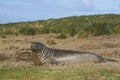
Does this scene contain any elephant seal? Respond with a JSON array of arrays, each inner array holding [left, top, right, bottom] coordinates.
[[31, 42, 117, 65]]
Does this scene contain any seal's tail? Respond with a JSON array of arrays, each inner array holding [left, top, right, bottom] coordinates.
[[104, 58, 118, 62]]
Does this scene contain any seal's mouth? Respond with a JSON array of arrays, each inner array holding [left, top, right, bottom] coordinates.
[[31, 46, 40, 51], [31, 45, 44, 51], [31, 48, 36, 51]]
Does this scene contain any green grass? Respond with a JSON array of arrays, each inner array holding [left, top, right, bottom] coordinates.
[[0, 65, 120, 80]]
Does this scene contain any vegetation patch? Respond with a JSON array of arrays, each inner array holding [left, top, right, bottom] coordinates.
[[58, 33, 68, 39], [0, 14, 120, 38], [47, 40, 56, 45], [0, 65, 120, 80], [19, 27, 36, 35], [0, 55, 9, 61]]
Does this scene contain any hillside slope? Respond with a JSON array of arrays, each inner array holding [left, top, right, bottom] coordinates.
[[0, 14, 120, 38]]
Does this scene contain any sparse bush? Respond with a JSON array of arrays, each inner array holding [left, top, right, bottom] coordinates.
[[84, 22, 115, 36], [19, 27, 36, 35], [64, 26, 77, 37], [47, 40, 56, 45], [37, 27, 50, 34], [77, 31, 89, 39], [5, 29, 13, 35], [52, 27, 62, 33], [0, 55, 8, 61], [114, 24, 120, 33], [92, 23, 114, 36], [14, 32, 19, 36], [0, 30, 5, 35], [1, 35, 6, 38], [59, 33, 68, 39]]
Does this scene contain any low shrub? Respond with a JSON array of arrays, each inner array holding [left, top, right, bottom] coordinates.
[[47, 40, 56, 45], [59, 33, 68, 39], [76, 31, 89, 39], [19, 27, 36, 35]]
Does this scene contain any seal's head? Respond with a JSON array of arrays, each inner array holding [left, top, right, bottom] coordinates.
[[31, 42, 45, 51]]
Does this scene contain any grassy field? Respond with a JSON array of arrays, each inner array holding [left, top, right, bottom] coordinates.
[[0, 34, 120, 80], [0, 63, 120, 80]]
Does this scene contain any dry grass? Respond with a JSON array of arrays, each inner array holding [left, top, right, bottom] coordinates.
[[0, 34, 120, 80]]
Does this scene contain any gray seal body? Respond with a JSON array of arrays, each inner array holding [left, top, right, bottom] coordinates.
[[31, 42, 117, 65]]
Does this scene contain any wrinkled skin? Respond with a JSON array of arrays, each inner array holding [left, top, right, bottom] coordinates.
[[31, 42, 117, 65]]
